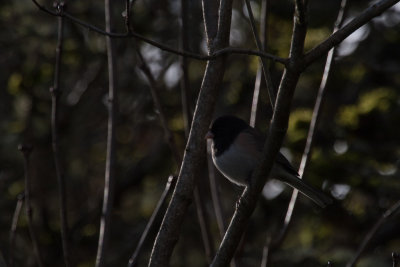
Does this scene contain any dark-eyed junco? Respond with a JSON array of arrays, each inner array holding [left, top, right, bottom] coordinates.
[[206, 115, 332, 208]]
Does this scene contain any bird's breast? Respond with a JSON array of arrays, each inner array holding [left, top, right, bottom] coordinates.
[[212, 141, 259, 186]]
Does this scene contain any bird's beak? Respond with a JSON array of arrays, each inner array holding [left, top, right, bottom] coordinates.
[[205, 131, 214, 140]]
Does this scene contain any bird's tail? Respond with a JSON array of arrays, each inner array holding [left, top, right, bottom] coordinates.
[[280, 173, 332, 208]]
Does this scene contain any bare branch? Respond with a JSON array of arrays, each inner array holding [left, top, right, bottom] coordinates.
[[393, 252, 400, 267], [267, 0, 348, 256], [289, 0, 308, 60], [148, 0, 234, 265], [9, 193, 24, 267], [202, 0, 219, 51], [346, 200, 400, 267], [128, 175, 177, 267], [304, 0, 400, 67], [50, 2, 70, 266], [136, 51, 182, 164], [30, 0, 286, 64], [194, 187, 215, 264], [207, 141, 226, 238], [180, 0, 193, 136], [95, 0, 117, 266], [136, 47, 215, 262], [211, 0, 310, 265], [250, 0, 270, 127], [18, 144, 44, 267], [244, 0, 275, 107]]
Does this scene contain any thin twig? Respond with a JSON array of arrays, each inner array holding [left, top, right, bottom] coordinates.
[[180, 0, 192, 136], [50, 2, 70, 266], [206, 141, 226, 238], [393, 252, 399, 267], [9, 193, 24, 267], [304, 0, 400, 67], [30, 0, 287, 64], [244, 0, 275, 107], [346, 200, 400, 267], [95, 0, 117, 266], [135, 51, 182, 164], [250, 0, 270, 127], [268, 0, 348, 255], [18, 144, 44, 267], [194, 187, 215, 264], [127, 175, 177, 267], [124, 0, 131, 33]]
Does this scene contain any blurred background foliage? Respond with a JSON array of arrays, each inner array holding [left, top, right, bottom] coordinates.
[[1, 0, 400, 266]]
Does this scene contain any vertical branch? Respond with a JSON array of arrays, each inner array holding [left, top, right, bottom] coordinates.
[[127, 175, 177, 267], [135, 51, 182, 164], [50, 2, 70, 266], [95, 0, 117, 266], [9, 193, 24, 267], [244, 0, 275, 110], [393, 252, 399, 267], [181, 0, 215, 263], [202, 0, 219, 51], [207, 141, 226, 238], [180, 0, 192, 136], [18, 144, 44, 267], [346, 200, 400, 267], [268, 0, 347, 254], [193, 187, 215, 263], [211, 1, 309, 266], [148, 0, 233, 265], [137, 48, 215, 263], [250, 0, 270, 127]]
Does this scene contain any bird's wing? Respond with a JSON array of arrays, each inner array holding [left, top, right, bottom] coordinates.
[[275, 152, 299, 177], [235, 128, 264, 160]]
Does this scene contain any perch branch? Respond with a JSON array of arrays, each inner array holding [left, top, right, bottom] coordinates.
[[95, 0, 117, 265], [267, 0, 347, 257], [346, 200, 400, 267], [9, 193, 24, 267], [50, 2, 70, 266], [19, 144, 44, 267], [148, 0, 234, 265], [211, 1, 309, 265]]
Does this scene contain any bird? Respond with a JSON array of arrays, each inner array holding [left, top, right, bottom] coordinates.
[[205, 115, 332, 208]]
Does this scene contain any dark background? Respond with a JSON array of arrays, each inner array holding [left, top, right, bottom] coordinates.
[[1, 0, 400, 266]]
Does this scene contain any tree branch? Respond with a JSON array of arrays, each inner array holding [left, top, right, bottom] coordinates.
[[128, 175, 177, 267], [393, 252, 400, 267], [346, 200, 400, 267], [250, 0, 270, 127], [136, 47, 215, 264], [267, 0, 348, 257], [30, 0, 286, 64], [9, 193, 24, 267], [18, 144, 44, 267], [244, 0, 275, 107], [95, 0, 117, 266], [304, 0, 400, 67], [211, 1, 309, 265], [50, 2, 70, 266], [147, 0, 234, 265], [180, 0, 193, 137]]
